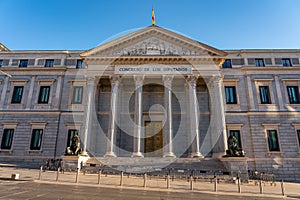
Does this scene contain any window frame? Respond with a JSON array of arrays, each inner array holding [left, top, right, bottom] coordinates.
[[262, 124, 282, 155], [255, 58, 265, 67], [19, 59, 28, 68], [222, 59, 232, 68], [34, 79, 55, 107], [224, 86, 237, 104], [0, 60, 3, 67], [72, 86, 83, 104], [254, 79, 275, 107], [282, 58, 292, 67], [0, 123, 18, 152], [76, 60, 84, 69], [8, 80, 28, 107], [44, 59, 54, 67], [1, 129, 14, 150], [65, 124, 82, 150], [226, 124, 244, 150], [68, 79, 86, 108], [287, 86, 300, 104], [28, 122, 46, 152], [259, 86, 271, 104], [291, 124, 300, 153], [38, 86, 51, 104], [66, 129, 79, 148], [11, 86, 24, 104], [30, 129, 43, 150]]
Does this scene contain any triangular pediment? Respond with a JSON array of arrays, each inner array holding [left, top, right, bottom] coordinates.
[[81, 26, 227, 58], [0, 43, 9, 51]]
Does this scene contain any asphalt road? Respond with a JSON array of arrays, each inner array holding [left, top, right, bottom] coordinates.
[[0, 180, 289, 200]]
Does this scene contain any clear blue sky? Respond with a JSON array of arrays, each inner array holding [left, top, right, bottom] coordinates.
[[1, 0, 300, 50]]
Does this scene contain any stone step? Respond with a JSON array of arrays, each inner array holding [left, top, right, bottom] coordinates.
[[86, 157, 227, 173]]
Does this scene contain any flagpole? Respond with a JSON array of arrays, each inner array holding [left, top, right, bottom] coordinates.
[[152, 7, 156, 26]]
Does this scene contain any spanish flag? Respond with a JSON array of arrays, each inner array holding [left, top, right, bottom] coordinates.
[[152, 7, 156, 25]]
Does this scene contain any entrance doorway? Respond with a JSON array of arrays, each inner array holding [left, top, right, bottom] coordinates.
[[144, 121, 163, 157]]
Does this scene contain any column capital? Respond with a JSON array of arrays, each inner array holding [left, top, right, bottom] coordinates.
[[86, 76, 97, 86], [134, 75, 144, 87], [211, 74, 223, 83], [187, 75, 199, 88], [162, 75, 173, 88], [110, 75, 120, 85]]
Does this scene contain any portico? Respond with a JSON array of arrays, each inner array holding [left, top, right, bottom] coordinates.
[[79, 25, 228, 158]]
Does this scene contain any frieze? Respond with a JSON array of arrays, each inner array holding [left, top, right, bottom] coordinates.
[[109, 37, 204, 56]]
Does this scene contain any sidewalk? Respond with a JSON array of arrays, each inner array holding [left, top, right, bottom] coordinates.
[[0, 166, 299, 199]]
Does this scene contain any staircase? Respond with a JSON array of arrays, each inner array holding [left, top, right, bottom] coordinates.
[[86, 157, 227, 173]]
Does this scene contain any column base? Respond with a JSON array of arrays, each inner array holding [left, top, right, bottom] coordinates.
[[163, 152, 176, 158], [80, 151, 89, 156], [190, 152, 204, 158], [131, 152, 144, 157], [104, 151, 117, 157]]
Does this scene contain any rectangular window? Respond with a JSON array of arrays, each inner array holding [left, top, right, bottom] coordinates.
[[30, 129, 43, 150], [287, 86, 300, 104], [297, 130, 300, 147], [225, 86, 237, 104], [222, 59, 232, 68], [1, 129, 14, 149], [67, 129, 79, 147], [255, 59, 265, 67], [76, 60, 84, 69], [44, 59, 54, 67], [229, 130, 242, 148], [267, 130, 280, 151], [0, 60, 3, 67], [259, 86, 271, 104], [19, 60, 28, 68], [72, 86, 83, 104], [11, 86, 24, 104], [38, 86, 50, 104], [282, 58, 292, 67]]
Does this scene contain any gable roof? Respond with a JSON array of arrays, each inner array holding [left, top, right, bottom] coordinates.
[[80, 25, 227, 58]]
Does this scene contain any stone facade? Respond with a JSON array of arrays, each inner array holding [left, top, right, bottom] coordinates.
[[0, 26, 300, 181]]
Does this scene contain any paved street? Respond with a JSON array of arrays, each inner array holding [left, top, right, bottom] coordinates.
[[0, 180, 292, 200]]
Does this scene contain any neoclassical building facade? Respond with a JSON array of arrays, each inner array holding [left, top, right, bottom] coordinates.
[[1, 26, 300, 181]]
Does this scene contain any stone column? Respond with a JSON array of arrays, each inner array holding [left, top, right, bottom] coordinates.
[[81, 77, 96, 156], [209, 75, 227, 158], [187, 75, 203, 158], [246, 75, 255, 111], [132, 75, 144, 157], [0, 76, 9, 108], [274, 75, 284, 110], [163, 75, 176, 157], [54, 76, 62, 109], [26, 76, 35, 109], [104, 76, 120, 157]]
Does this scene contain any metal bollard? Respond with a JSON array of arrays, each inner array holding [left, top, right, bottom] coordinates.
[[214, 176, 218, 192], [56, 167, 60, 182], [143, 173, 147, 188], [120, 171, 124, 186], [167, 174, 170, 189], [237, 177, 241, 193], [98, 170, 102, 184], [190, 175, 194, 190], [39, 165, 43, 180], [259, 179, 263, 194], [281, 179, 285, 196], [75, 168, 79, 183]]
